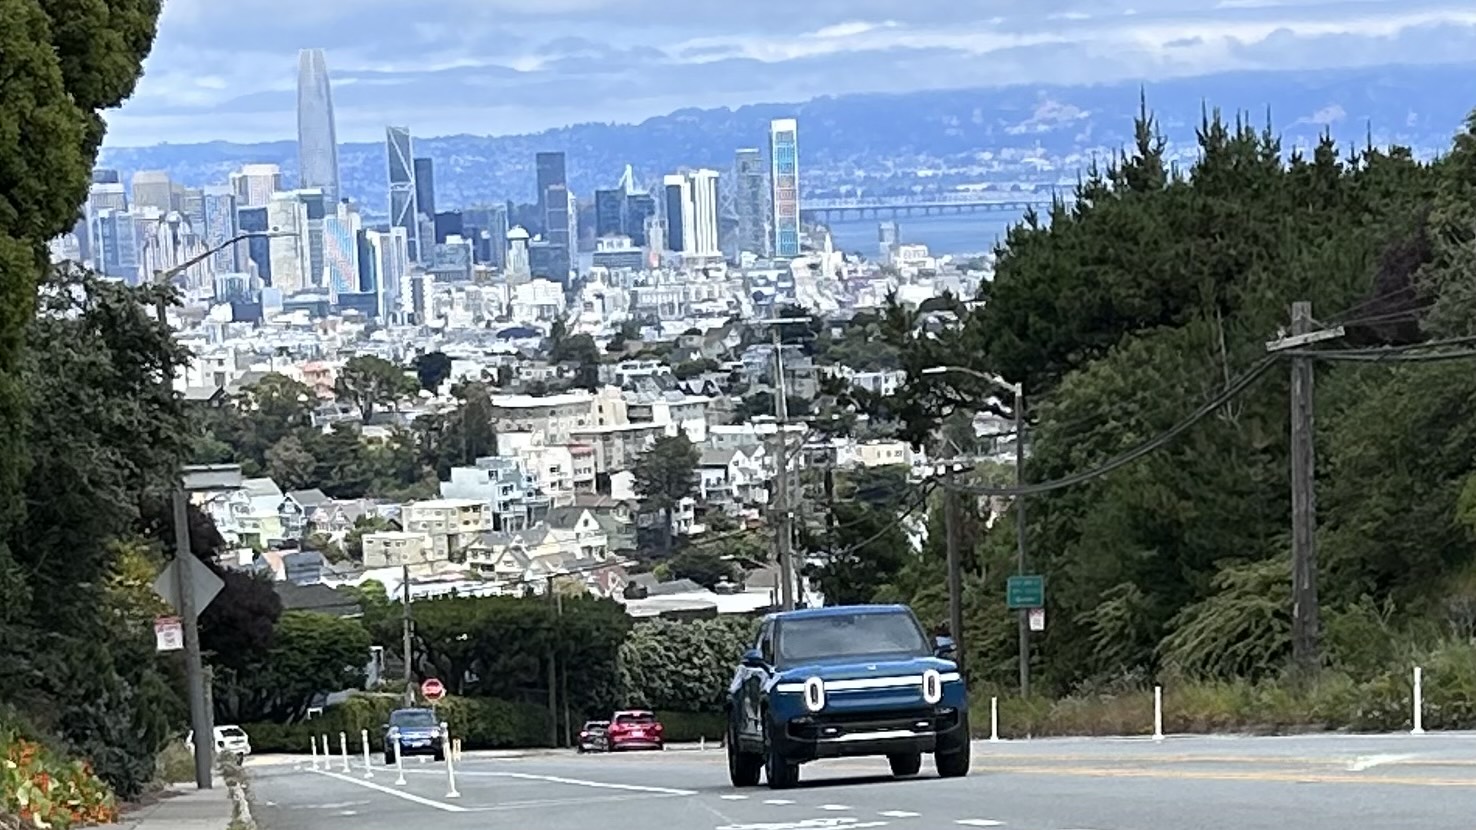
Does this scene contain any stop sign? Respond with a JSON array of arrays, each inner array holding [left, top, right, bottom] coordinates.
[[421, 678, 445, 701]]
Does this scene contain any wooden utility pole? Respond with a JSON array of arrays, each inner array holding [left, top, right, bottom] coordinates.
[[401, 563, 415, 706], [772, 327, 795, 611], [1013, 382, 1030, 698], [546, 576, 560, 747], [1266, 302, 1343, 672], [944, 484, 966, 679]]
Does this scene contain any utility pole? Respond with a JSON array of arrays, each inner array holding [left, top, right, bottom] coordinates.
[[944, 482, 966, 680], [546, 576, 560, 748], [1266, 302, 1343, 673], [401, 563, 414, 706], [1013, 382, 1030, 698], [771, 326, 795, 611]]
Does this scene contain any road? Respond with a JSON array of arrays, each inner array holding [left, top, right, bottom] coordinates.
[[248, 732, 1476, 830]]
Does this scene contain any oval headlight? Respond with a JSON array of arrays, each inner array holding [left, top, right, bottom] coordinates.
[[921, 669, 943, 704], [803, 676, 826, 712]]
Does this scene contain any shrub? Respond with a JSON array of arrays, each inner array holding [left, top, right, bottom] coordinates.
[[0, 729, 118, 829], [653, 711, 726, 743], [241, 693, 549, 753]]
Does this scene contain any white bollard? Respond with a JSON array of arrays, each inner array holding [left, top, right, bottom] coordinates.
[[442, 721, 460, 798], [1412, 667, 1426, 735], [990, 697, 1000, 742], [391, 728, 406, 786], [321, 734, 331, 761], [699, 736, 705, 752], [361, 729, 373, 778], [1153, 686, 1165, 742], [340, 732, 350, 773], [310, 736, 319, 770]]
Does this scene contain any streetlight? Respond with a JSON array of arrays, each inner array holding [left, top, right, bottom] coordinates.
[[921, 364, 1032, 697], [152, 230, 294, 324], [173, 464, 244, 789], [752, 316, 813, 611]]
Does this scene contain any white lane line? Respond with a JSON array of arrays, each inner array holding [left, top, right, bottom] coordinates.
[[763, 799, 796, 805], [306, 769, 469, 812], [955, 821, 1005, 827], [818, 804, 851, 810], [880, 810, 921, 817], [484, 770, 697, 796], [1348, 754, 1416, 772], [721, 794, 749, 800]]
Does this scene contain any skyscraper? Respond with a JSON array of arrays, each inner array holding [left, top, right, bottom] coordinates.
[[386, 126, 421, 262], [735, 148, 769, 257], [201, 187, 239, 274], [624, 192, 656, 247], [414, 157, 436, 219], [594, 189, 626, 238], [770, 118, 800, 257], [663, 175, 691, 254], [231, 164, 282, 207], [267, 192, 311, 293], [543, 183, 573, 283], [296, 49, 342, 204], [323, 200, 363, 295], [535, 152, 566, 233], [131, 171, 175, 213], [663, 170, 719, 257]]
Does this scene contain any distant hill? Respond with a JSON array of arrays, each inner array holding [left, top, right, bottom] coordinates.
[[97, 63, 1476, 218]]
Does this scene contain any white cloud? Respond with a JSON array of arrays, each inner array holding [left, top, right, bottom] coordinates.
[[102, 0, 1476, 146]]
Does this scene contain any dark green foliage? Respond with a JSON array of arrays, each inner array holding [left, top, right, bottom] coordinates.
[[618, 617, 758, 713], [336, 354, 417, 422], [241, 693, 549, 753], [667, 547, 738, 589], [632, 434, 699, 553], [412, 350, 453, 391]]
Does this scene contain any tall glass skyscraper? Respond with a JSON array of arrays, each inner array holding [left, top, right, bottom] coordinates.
[[770, 118, 800, 257], [386, 126, 420, 262], [296, 49, 341, 205], [735, 148, 769, 257]]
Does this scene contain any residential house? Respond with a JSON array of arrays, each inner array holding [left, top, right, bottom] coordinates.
[[567, 422, 666, 475], [277, 488, 330, 540], [440, 457, 549, 531], [625, 390, 712, 443], [698, 446, 770, 513], [488, 386, 628, 444], [209, 477, 287, 549], [361, 531, 437, 571], [399, 499, 493, 562]]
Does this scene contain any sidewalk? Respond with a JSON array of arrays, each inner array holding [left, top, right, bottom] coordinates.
[[95, 776, 236, 830]]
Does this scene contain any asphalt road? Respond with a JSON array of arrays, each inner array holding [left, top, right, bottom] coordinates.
[[248, 731, 1476, 830]]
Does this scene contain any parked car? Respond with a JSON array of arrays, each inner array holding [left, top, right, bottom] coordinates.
[[186, 725, 252, 760], [606, 710, 665, 751], [725, 604, 970, 790], [577, 720, 611, 753], [383, 708, 444, 765]]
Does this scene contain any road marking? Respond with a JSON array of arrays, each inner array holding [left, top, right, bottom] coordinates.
[[879, 810, 920, 817], [955, 822, 1004, 827], [818, 804, 851, 810], [717, 821, 890, 829], [485, 770, 697, 796], [306, 769, 469, 812], [765, 799, 797, 805], [722, 794, 750, 800], [1348, 754, 1417, 771], [984, 763, 1476, 788]]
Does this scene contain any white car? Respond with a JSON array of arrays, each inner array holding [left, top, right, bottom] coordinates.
[[186, 725, 252, 759]]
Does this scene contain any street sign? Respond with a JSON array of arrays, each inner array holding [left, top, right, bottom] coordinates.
[[155, 616, 184, 652], [1028, 607, 1046, 632], [421, 678, 446, 701], [1006, 575, 1045, 609], [152, 555, 225, 617]]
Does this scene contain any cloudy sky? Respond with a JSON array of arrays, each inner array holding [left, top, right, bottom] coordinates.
[[102, 0, 1476, 147]]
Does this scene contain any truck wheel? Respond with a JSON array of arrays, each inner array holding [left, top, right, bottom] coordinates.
[[935, 744, 971, 778], [763, 722, 798, 790], [727, 722, 762, 787], [888, 753, 922, 777]]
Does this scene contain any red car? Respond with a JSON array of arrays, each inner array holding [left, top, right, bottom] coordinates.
[[606, 710, 664, 751]]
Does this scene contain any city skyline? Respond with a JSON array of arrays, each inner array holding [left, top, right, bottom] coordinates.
[[102, 0, 1476, 146]]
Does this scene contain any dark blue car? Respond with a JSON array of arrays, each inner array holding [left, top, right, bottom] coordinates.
[[725, 604, 970, 789], [383, 707, 444, 765]]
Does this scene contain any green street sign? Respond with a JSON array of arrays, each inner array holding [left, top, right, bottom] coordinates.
[[1007, 575, 1045, 609]]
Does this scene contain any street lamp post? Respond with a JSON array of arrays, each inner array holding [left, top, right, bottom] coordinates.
[[151, 230, 293, 326], [921, 365, 1031, 696]]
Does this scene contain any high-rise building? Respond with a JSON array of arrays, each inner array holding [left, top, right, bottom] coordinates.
[[93, 208, 140, 283], [323, 200, 363, 295], [663, 170, 720, 257], [295, 188, 328, 288], [594, 189, 626, 238], [131, 171, 175, 213], [296, 48, 341, 205], [414, 157, 436, 220], [543, 183, 573, 284], [201, 187, 239, 274], [91, 169, 121, 185], [386, 126, 421, 262], [506, 226, 531, 280], [770, 118, 800, 257], [266, 191, 311, 293], [735, 148, 769, 257], [231, 164, 282, 207], [236, 205, 271, 284], [663, 175, 691, 254], [535, 152, 566, 233]]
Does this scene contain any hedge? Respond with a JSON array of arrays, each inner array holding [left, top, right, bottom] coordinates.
[[242, 693, 548, 754], [652, 710, 726, 743]]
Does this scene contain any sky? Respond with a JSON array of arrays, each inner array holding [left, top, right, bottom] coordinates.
[[102, 0, 1476, 147]]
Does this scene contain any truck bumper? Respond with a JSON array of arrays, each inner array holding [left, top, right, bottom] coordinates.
[[773, 706, 968, 762]]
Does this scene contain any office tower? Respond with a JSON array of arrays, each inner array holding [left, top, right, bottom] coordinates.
[[93, 209, 140, 283], [735, 148, 769, 257], [323, 200, 362, 294], [356, 229, 376, 293], [594, 189, 626, 238], [624, 192, 656, 247], [506, 226, 531, 279], [201, 187, 239, 274], [91, 169, 121, 185], [131, 171, 174, 213], [231, 164, 282, 207], [296, 48, 341, 204], [434, 211, 463, 245], [236, 205, 271, 283], [386, 126, 421, 262], [414, 158, 436, 219], [380, 226, 411, 319], [88, 182, 128, 214], [663, 175, 691, 254], [543, 183, 573, 282], [688, 169, 720, 257], [535, 152, 566, 233], [294, 188, 328, 288], [180, 188, 207, 237], [266, 192, 311, 293], [770, 118, 800, 257]]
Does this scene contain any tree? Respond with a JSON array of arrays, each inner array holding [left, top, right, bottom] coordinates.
[[667, 547, 737, 589], [344, 514, 394, 562], [259, 612, 371, 722], [266, 434, 318, 491], [632, 434, 699, 554], [336, 355, 415, 422], [412, 350, 453, 392], [618, 618, 757, 713]]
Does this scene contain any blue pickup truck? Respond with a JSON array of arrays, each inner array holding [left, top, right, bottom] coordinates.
[[725, 604, 970, 789]]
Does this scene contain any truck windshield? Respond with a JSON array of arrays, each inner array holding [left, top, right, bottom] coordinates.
[[777, 611, 930, 665]]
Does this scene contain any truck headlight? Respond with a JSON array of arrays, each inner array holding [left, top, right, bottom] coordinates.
[[803, 676, 826, 712], [921, 669, 943, 705]]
